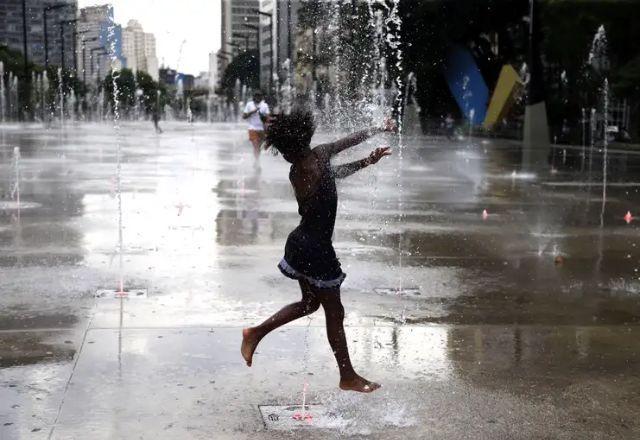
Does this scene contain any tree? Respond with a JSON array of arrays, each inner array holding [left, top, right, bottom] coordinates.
[[615, 54, 640, 139], [221, 50, 259, 99], [540, 0, 640, 140], [103, 69, 166, 117], [103, 68, 136, 115], [136, 70, 166, 114]]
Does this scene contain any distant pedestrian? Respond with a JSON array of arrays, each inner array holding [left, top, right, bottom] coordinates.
[[152, 106, 163, 134], [445, 113, 455, 140], [241, 110, 396, 393], [242, 91, 270, 169]]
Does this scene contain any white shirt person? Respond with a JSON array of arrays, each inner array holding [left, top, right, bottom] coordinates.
[[242, 92, 270, 168]]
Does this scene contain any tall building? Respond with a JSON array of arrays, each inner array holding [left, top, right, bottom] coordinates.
[[0, 0, 77, 69], [216, 49, 228, 87], [122, 20, 159, 81], [220, 0, 260, 83], [77, 5, 124, 82], [159, 67, 177, 87], [259, 0, 276, 89], [177, 73, 195, 91], [209, 52, 218, 90], [194, 71, 210, 90], [218, 1, 303, 91], [276, 0, 301, 78]]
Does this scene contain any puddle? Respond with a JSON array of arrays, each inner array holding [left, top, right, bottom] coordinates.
[[0, 201, 42, 210]]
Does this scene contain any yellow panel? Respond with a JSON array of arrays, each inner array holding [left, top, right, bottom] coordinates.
[[483, 65, 523, 129]]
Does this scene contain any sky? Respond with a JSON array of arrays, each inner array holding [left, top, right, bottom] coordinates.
[[78, 0, 221, 75]]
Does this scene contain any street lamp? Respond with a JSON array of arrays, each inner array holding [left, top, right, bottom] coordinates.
[[81, 36, 99, 84], [90, 47, 106, 78], [71, 24, 86, 76], [94, 51, 109, 87], [43, 2, 73, 70], [59, 18, 77, 72]]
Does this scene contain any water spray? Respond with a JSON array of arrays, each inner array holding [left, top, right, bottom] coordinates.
[[293, 316, 314, 424], [107, 22, 126, 296], [600, 78, 608, 228], [11, 147, 20, 215]]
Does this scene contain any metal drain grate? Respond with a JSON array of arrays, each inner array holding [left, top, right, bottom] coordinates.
[[259, 405, 344, 431], [95, 288, 148, 299], [374, 287, 421, 296]]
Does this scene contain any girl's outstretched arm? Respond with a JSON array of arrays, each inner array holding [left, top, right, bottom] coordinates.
[[314, 119, 396, 159], [332, 147, 392, 179]]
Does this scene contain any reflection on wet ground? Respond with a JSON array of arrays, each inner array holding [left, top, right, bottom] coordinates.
[[1, 122, 639, 438]]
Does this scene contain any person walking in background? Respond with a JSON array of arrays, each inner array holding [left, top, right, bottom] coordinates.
[[152, 105, 163, 134], [242, 91, 270, 170], [445, 113, 455, 140]]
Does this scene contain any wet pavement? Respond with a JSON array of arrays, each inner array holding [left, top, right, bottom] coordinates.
[[1, 122, 639, 438]]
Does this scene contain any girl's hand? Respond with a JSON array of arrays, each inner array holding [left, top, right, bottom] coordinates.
[[382, 118, 397, 133], [367, 146, 392, 165]]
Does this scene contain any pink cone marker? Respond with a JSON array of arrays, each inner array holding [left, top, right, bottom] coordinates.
[[624, 211, 633, 224], [482, 209, 489, 220]]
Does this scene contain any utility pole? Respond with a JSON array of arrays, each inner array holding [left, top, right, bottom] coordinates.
[[72, 27, 86, 77], [60, 19, 78, 72], [44, 3, 73, 71], [90, 47, 107, 78], [287, 0, 292, 62], [94, 51, 108, 88], [82, 37, 100, 84], [21, 0, 30, 119]]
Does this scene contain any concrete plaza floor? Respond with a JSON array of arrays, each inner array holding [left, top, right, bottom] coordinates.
[[1, 121, 639, 439]]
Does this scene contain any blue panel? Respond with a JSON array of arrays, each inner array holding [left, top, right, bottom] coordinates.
[[443, 44, 489, 125], [99, 23, 125, 67]]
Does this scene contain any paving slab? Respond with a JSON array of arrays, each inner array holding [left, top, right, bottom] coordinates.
[[1, 326, 635, 439], [2, 123, 640, 438]]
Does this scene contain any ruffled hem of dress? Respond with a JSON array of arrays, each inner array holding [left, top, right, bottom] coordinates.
[[278, 258, 345, 289]]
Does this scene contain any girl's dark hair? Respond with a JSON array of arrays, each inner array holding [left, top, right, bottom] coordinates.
[[266, 110, 315, 158]]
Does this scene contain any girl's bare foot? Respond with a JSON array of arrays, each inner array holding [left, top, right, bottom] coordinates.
[[241, 328, 260, 366], [339, 375, 381, 393]]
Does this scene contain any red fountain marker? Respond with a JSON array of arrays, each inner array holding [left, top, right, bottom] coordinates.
[[115, 278, 128, 298], [624, 211, 634, 224], [482, 209, 489, 220], [292, 382, 313, 423], [175, 202, 190, 216]]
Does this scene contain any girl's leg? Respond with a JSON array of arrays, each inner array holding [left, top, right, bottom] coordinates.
[[241, 280, 320, 366], [314, 287, 381, 393], [251, 138, 261, 161]]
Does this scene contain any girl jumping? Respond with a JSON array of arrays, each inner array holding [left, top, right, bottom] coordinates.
[[241, 111, 395, 393]]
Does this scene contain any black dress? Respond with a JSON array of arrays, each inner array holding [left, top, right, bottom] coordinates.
[[278, 154, 346, 289]]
